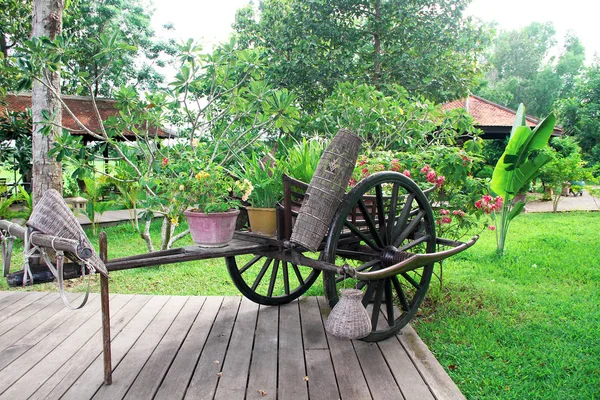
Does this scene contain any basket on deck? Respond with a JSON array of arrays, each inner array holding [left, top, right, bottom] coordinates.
[[325, 289, 372, 339], [290, 128, 362, 251], [26, 189, 108, 277]]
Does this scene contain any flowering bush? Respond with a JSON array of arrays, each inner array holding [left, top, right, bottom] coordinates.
[[350, 148, 489, 241]]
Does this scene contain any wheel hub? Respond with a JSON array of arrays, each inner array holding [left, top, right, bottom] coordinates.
[[380, 246, 411, 268]]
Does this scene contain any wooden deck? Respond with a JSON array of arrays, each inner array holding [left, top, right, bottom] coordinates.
[[0, 291, 464, 400]]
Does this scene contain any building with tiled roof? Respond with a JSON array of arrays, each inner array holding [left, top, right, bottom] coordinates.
[[1, 93, 175, 141], [442, 94, 562, 139]]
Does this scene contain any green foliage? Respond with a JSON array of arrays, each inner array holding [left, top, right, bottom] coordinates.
[[489, 104, 555, 254], [352, 145, 488, 241], [308, 82, 480, 152], [1, 0, 175, 95], [476, 23, 586, 117], [280, 137, 325, 183], [539, 137, 588, 212], [231, 152, 283, 209], [82, 176, 113, 235], [234, 0, 490, 109], [0, 109, 32, 184], [558, 62, 600, 166]]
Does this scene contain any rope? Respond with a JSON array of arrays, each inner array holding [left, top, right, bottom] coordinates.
[[22, 228, 37, 286], [39, 249, 92, 310], [1, 229, 15, 277]]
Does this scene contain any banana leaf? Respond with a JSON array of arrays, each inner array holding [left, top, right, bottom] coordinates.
[[490, 104, 556, 199]]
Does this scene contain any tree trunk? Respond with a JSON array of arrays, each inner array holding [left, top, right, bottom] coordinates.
[[31, 0, 64, 206]]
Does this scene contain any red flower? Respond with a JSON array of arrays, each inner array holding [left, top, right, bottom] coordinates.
[[442, 216, 452, 224], [426, 170, 437, 183], [162, 157, 168, 167], [440, 209, 450, 215], [403, 169, 411, 178], [475, 200, 482, 209], [358, 155, 367, 166], [349, 178, 357, 187], [436, 175, 445, 187], [421, 165, 430, 174], [453, 209, 466, 217], [488, 225, 496, 231], [391, 159, 401, 172]]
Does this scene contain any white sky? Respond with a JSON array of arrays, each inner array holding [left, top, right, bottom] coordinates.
[[151, 0, 600, 61]]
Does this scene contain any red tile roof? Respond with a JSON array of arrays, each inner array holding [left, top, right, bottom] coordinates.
[[1, 93, 175, 139], [442, 94, 562, 134]]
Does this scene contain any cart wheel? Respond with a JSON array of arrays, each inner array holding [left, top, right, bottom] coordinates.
[[226, 254, 320, 306], [323, 172, 435, 341]]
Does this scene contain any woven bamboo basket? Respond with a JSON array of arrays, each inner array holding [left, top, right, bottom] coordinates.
[[325, 289, 372, 339], [290, 128, 362, 251], [27, 189, 108, 277]]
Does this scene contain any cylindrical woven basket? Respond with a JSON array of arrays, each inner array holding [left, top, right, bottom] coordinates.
[[27, 189, 108, 277], [325, 289, 372, 339], [290, 128, 362, 251]]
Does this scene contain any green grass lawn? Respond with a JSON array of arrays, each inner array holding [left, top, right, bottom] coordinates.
[[415, 211, 600, 399], [1, 211, 599, 398]]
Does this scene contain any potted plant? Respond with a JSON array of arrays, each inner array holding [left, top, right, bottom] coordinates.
[[170, 164, 252, 247], [233, 152, 283, 236]]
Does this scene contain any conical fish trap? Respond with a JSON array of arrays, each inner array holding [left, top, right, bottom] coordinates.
[[325, 289, 372, 339], [27, 189, 108, 277], [290, 129, 362, 251]]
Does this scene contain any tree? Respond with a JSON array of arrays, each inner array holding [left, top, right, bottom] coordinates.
[[31, 0, 64, 204], [558, 61, 600, 165], [476, 23, 586, 118], [234, 0, 490, 110], [1, 0, 175, 95], [539, 137, 587, 212]]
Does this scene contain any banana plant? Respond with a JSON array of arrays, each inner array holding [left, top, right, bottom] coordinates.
[[490, 104, 556, 254]]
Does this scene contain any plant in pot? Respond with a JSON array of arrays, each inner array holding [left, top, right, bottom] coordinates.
[[169, 164, 253, 247], [233, 152, 283, 237]]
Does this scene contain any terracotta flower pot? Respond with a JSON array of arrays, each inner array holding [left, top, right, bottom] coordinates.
[[184, 209, 240, 247], [246, 207, 277, 236]]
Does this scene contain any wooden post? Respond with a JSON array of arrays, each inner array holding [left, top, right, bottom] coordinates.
[[99, 232, 112, 385]]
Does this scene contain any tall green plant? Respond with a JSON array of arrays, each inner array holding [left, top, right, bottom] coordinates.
[[282, 138, 325, 183], [489, 104, 555, 254], [82, 176, 113, 235]]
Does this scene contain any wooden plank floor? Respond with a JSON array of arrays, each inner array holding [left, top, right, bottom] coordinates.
[[0, 292, 465, 400]]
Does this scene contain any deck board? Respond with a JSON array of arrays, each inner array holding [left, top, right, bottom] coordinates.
[[0, 292, 465, 400]]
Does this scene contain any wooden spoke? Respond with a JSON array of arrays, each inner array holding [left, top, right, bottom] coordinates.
[[371, 281, 385, 328], [291, 263, 305, 286], [361, 281, 378, 307], [357, 199, 384, 248], [397, 235, 430, 252], [390, 193, 415, 242], [344, 220, 380, 251], [251, 258, 273, 291], [384, 279, 394, 325], [334, 249, 378, 260], [375, 185, 387, 245], [267, 260, 280, 297], [283, 262, 290, 295], [239, 254, 263, 275], [393, 210, 425, 248], [386, 183, 400, 241], [401, 272, 421, 290], [391, 276, 409, 311]]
